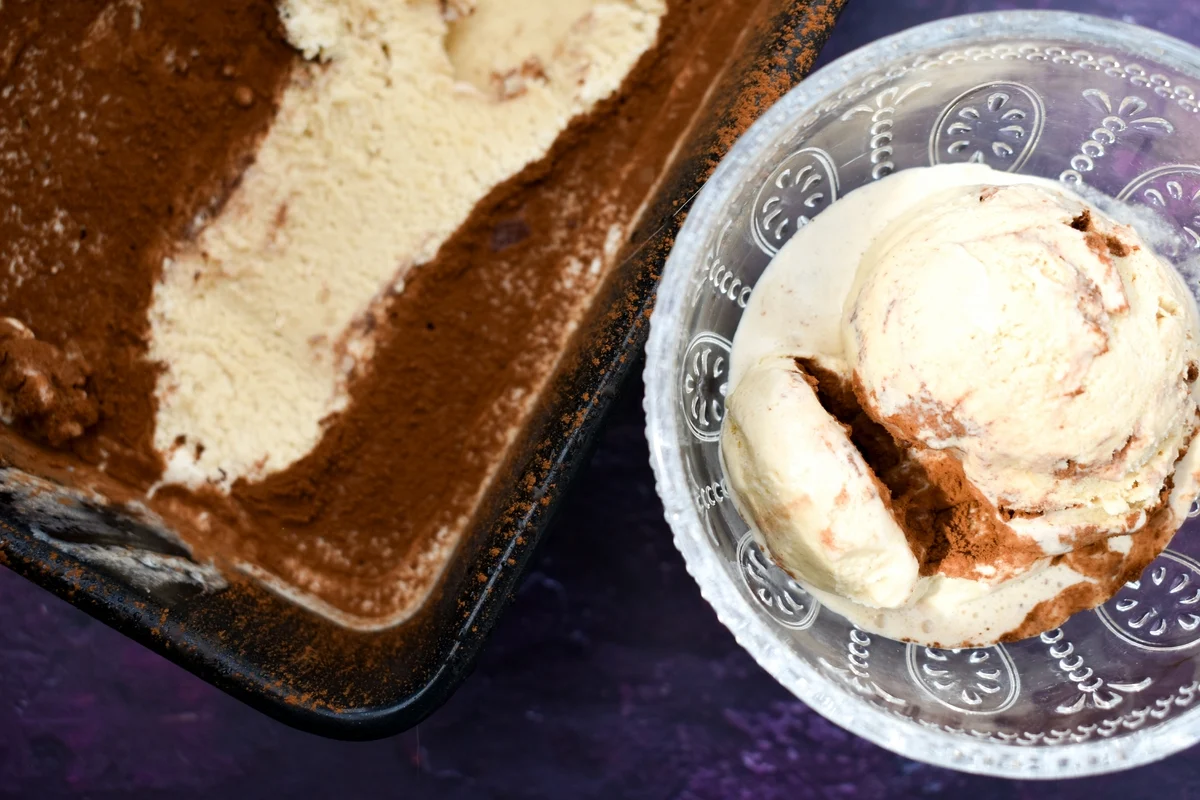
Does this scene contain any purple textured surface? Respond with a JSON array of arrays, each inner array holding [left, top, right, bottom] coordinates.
[[6, 1, 1200, 797]]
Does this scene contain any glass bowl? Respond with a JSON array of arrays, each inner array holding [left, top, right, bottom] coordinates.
[[645, 10, 1200, 778]]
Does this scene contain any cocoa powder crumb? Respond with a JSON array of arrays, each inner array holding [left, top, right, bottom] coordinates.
[[1105, 233, 1132, 257], [1071, 207, 1134, 259], [0, 318, 98, 448]]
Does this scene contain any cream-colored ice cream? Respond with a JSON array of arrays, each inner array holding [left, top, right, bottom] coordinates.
[[848, 182, 1199, 552], [150, 0, 666, 490], [722, 361, 920, 609], [722, 163, 1200, 646]]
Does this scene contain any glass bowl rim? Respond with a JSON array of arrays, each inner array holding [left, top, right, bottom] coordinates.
[[644, 9, 1200, 779]]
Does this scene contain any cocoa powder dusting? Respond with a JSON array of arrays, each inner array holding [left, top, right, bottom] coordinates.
[[797, 358, 1041, 580], [901, 450, 1044, 580], [711, 0, 843, 161], [0, 0, 295, 486]]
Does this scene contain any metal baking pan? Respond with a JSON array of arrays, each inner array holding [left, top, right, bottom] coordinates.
[[0, 0, 844, 739]]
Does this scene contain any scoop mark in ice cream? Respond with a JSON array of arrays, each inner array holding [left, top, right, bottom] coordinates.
[[796, 358, 1041, 583]]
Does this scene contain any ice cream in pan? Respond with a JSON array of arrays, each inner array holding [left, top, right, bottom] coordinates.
[[721, 163, 1200, 647], [0, 0, 742, 628]]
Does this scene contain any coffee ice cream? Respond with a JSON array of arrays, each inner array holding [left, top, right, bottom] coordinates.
[[722, 163, 1200, 647]]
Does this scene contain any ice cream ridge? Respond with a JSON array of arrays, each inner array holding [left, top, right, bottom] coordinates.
[[721, 163, 1200, 647]]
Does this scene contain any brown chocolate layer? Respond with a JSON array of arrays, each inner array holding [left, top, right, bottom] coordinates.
[[1000, 501, 1177, 642], [795, 358, 1043, 582]]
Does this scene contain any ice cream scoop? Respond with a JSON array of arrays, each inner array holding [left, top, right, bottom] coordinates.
[[721, 163, 1200, 646], [847, 182, 1200, 554]]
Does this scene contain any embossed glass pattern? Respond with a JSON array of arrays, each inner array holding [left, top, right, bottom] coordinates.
[[645, 12, 1200, 777]]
